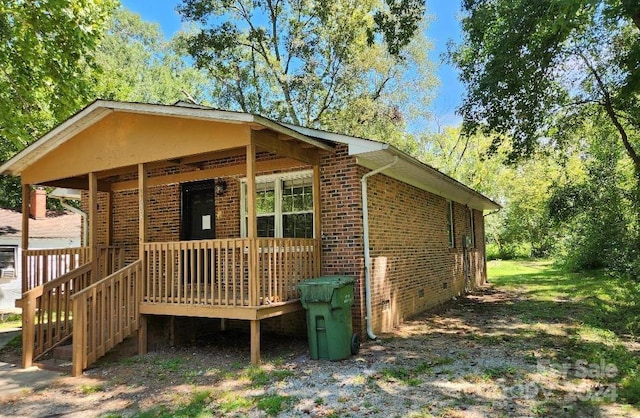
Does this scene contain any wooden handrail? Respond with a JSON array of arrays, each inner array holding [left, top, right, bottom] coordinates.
[[71, 260, 142, 376]]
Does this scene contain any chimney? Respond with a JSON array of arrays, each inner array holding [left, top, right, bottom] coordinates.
[[30, 188, 47, 220]]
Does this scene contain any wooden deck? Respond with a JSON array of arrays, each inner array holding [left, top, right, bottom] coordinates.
[[20, 239, 319, 375]]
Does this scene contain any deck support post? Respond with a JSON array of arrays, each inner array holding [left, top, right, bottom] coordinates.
[[246, 144, 261, 365], [137, 163, 148, 355], [250, 319, 260, 365], [21, 184, 32, 369]]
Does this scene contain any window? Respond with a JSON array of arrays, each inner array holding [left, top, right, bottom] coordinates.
[[447, 201, 455, 248], [468, 208, 476, 248], [242, 171, 314, 238], [0, 247, 17, 280]]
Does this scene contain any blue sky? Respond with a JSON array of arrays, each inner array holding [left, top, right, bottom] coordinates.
[[120, 0, 464, 128]]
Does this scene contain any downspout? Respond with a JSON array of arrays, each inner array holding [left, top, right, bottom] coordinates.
[[361, 155, 398, 340], [58, 199, 88, 247]]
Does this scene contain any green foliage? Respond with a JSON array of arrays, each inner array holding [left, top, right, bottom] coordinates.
[[452, 0, 640, 166], [452, 1, 640, 273], [80, 384, 105, 394], [0, 0, 117, 206], [93, 8, 208, 104], [0, 0, 117, 150], [177, 0, 436, 149], [548, 121, 638, 274]]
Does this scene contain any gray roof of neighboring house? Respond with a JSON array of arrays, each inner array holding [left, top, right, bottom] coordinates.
[[0, 208, 81, 240]]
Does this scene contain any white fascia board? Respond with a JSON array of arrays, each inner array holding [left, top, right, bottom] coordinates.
[[255, 118, 334, 151], [0, 101, 113, 176], [355, 149, 501, 211], [281, 123, 386, 154]]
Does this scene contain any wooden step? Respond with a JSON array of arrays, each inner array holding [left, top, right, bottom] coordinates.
[[52, 344, 72, 361]]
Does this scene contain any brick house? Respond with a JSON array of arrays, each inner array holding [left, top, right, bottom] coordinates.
[[0, 100, 499, 375]]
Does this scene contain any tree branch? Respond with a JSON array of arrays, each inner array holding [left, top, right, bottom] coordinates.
[[579, 51, 640, 172]]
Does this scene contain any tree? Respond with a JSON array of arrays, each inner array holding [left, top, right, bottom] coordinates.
[[93, 8, 209, 104], [177, 0, 436, 149], [452, 0, 640, 192], [0, 0, 117, 209], [422, 127, 582, 258]]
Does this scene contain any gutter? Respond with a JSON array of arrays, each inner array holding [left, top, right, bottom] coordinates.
[[51, 197, 88, 247], [59, 200, 87, 247], [361, 156, 398, 340]]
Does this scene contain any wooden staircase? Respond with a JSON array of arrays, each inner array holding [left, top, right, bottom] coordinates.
[[19, 247, 141, 376]]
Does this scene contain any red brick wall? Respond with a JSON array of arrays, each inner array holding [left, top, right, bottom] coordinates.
[[365, 172, 487, 333], [82, 143, 488, 340], [318, 145, 366, 336]]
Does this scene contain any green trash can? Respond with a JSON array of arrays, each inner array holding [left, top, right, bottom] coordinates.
[[298, 276, 360, 360]]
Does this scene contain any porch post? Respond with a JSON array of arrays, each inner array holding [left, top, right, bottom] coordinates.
[[105, 191, 113, 246], [137, 163, 148, 354], [21, 183, 33, 368], [313, 164, 322, 277], [246, 143, 260, 365], [21, 183, 30, 291], [88, 172, 98, 264]]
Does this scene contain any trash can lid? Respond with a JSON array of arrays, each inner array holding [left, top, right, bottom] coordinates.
[[298, 276, 355, 303]]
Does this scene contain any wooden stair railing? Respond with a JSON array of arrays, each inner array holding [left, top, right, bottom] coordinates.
[[20, 247, 125, 369], [21, 262, 94, 367], [71, 260, 143, 376]]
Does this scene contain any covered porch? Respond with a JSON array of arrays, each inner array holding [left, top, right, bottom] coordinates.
[[9, 101, 332, 375]]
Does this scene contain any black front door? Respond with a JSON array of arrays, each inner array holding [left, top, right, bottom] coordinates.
[[181, 180, 215, 240]]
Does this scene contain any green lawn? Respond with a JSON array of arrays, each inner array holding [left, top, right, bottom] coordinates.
[[488, 259, 640, 405], [0, 313, 21, 330]]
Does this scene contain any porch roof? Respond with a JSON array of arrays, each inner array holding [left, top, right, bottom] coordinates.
[[0, 100, 500, 211], [0, 100, 332, 180]]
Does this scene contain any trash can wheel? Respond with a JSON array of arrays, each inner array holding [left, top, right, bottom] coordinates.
[[351, 333, 360, 355]]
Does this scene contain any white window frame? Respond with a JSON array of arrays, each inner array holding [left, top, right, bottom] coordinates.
[[0, 246, 18, 280], [447, 201, 455, 248], [240, 170, 314, 238]]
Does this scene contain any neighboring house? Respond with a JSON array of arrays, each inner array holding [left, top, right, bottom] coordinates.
[[0, 100, 500, 375], [0, 191, 81, 312]]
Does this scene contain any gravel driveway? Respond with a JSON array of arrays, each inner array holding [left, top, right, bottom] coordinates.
[[0, 283, 637, 417]]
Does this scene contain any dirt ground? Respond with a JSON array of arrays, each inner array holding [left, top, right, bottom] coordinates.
[[1, 283, 638, 417]]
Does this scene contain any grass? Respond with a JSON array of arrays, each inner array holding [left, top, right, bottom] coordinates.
[[488, 259, 640, 405], [0, 313, 21, 330], [379, 357, 454, 386], [255, 394, 296, 416], [79, 384, 104, 394]]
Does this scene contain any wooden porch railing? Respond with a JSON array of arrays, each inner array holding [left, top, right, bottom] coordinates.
[[96, 246, 125, 280], [71, 260, 142, 376], [143, 238, 320, 307], [21, 262, 94, 367], [22, 247, 90, 292], [22, 246, 125, 292]]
